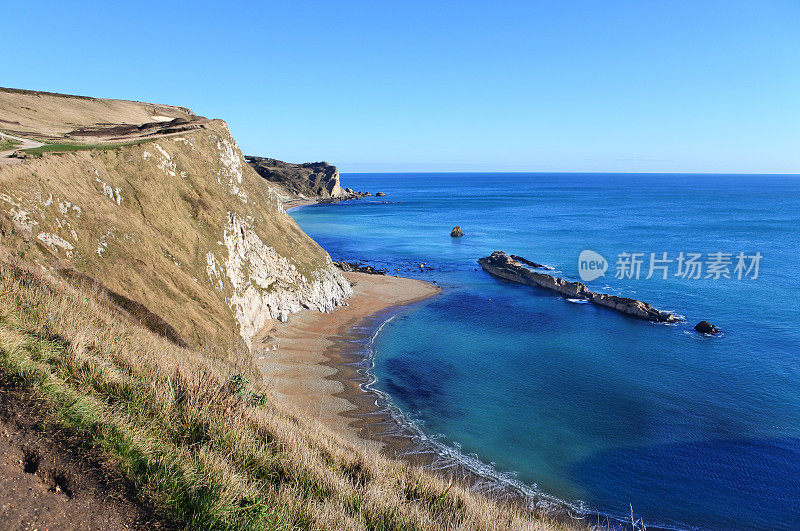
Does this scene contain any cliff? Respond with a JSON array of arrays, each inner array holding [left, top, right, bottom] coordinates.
[[245, 156, 345, 200], [0, 89, 351, 350], [479, 251, 680, 323], [0, 89, 561, 530]]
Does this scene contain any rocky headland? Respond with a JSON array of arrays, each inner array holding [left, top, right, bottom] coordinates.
[[478, 251, 681, 323], [245, 156, 375, 206], [245, 156, 345, 199]]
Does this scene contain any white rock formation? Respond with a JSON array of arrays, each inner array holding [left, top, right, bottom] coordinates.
[[217, 212, 351, 347]]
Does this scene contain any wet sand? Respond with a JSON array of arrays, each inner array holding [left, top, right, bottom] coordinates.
[[253, 271, 441, 448]]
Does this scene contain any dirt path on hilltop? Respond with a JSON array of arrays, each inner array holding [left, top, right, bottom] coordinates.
[[0, 132, 44, 164]]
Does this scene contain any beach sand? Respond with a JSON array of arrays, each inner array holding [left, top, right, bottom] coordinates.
[[253, 271, 440, 448], [281, 198, 317, 211]]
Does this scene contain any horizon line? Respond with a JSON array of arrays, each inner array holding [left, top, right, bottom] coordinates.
[[338, 169, 800, 176]]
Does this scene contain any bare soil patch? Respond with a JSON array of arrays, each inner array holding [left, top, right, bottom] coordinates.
[[0, 379, 172, 530]]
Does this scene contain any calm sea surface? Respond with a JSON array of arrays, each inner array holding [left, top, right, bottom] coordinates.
[[290, 173, 800, 530]]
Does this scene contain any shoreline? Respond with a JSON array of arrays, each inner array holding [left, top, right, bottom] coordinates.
[[281, 198, 318, 211], [253, 271, 441, 448], [318, 296, 673, 531], [253, 268, 595, 527], [282, 195, 371, 212], [321, 304, 596, 524]]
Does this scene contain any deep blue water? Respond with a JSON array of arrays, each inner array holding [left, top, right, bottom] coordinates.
[[290, 173, 800, 530]]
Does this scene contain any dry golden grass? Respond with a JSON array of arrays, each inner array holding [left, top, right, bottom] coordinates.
[[0, 87, 193, 141], [0, 257, 571, 530], [0, 119, 335, 350]]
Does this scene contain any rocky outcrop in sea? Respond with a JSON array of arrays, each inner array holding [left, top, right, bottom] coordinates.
[[333, 260, 387, 275], [509, 254, 552, 270], [478, 251, 680, 323], [694, 321, 720, 334]]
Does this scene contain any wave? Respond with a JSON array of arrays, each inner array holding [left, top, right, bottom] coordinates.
[[566, 298, 590, 304], [354, 308, 701, 530], [355, 310, 591, 520]]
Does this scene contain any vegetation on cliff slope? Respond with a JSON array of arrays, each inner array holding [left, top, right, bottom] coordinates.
[[0, 258, 565, 530], [0, 86, 194, 142], [0, 137, 21, 151], [0, 91, 350, 350]]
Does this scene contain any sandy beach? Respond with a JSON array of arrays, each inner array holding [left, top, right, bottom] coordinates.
[[253, 271, 440, 447], [281, 198, 318, 211]]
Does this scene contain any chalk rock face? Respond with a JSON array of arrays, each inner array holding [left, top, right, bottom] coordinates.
[[246, 156, 345, 199], [694, 321, 720, 335], [450, 226, 463, 237], [221, 213, 352, 348], [478, 251, 680, 323]]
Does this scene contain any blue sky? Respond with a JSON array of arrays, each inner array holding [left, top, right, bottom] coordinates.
[[2, 1, 798, 172]]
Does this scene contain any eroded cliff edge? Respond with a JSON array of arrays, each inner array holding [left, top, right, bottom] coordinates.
[[0, 90, 352, 350]]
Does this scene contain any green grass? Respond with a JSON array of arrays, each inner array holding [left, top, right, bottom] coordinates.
[[23, 140, 148, 156], [0, 138, 21, 151]]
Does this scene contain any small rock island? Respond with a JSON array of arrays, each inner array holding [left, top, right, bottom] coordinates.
[[478, 251, 681, 323], [451, 226, 463, 237], [694, 321, 721, 335]]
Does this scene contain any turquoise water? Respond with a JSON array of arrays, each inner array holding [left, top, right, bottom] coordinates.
[[290, 173, 800, 530]]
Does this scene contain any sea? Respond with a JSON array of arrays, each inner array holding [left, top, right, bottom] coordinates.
[[289, 173, 800, 530]]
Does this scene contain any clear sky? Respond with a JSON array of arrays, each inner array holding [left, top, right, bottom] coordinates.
[[2, 1, 798, 173]]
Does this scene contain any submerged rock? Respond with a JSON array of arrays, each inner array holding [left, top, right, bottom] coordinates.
[[478, 251, 680, 324], [450, 226, 463, 237], [694, 321, 720, 335]]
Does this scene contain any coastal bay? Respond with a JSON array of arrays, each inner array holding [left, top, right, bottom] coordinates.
[[253, 271, 441, 447], [289, 172, 800, 530]]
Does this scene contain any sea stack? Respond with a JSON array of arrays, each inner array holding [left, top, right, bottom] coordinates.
[[450, 226, 463, 237], [694, 321, 721, 335]]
